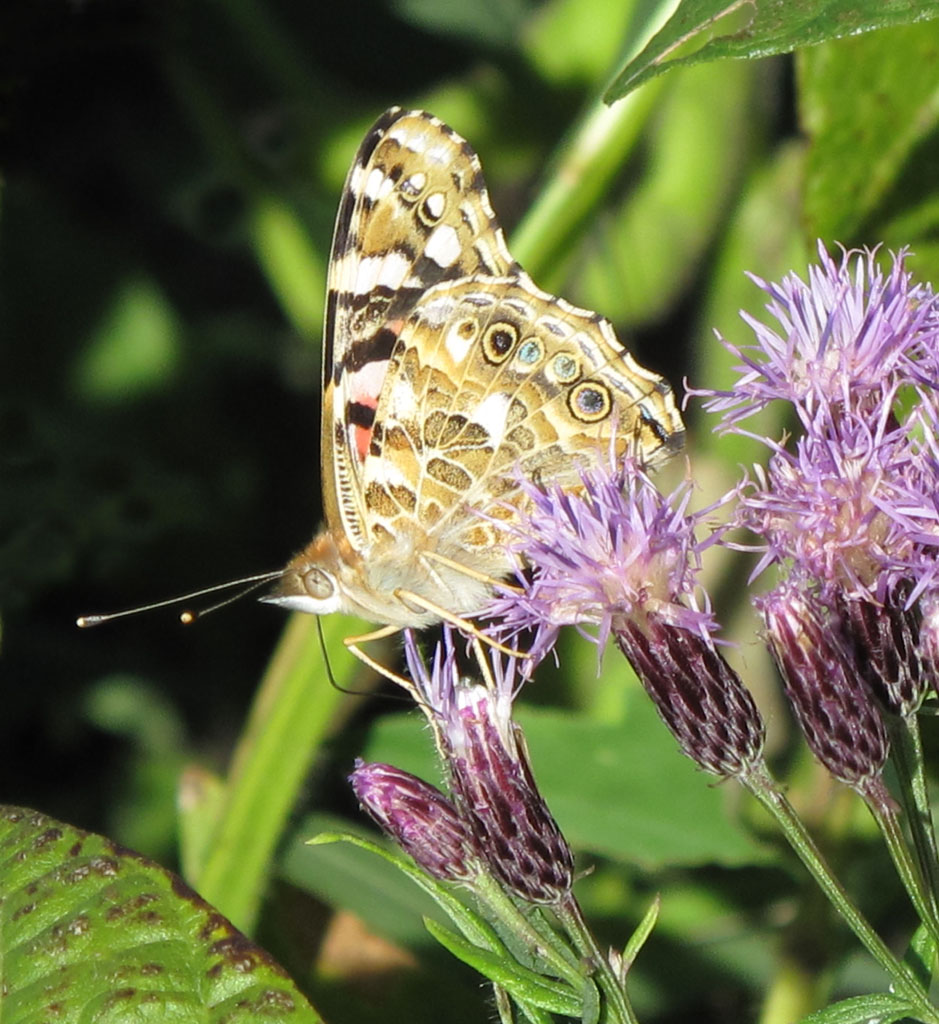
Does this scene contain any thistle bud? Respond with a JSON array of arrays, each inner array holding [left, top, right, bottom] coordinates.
[[350, 760, 479, 883], [448, 689, 574, 905], [836, 588, 926, 717], [616, 617, 765, 779], [760, 585, 890, 803]]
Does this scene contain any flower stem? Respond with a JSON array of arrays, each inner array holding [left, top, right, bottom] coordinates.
[[744, 765, 938, 1022], [889, 714, 939, 922], [474, 874, 585, 991], [556, 896, 638, 1024]]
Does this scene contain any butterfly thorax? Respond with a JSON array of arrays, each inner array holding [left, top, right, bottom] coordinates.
[[269, 522, 496, 629]]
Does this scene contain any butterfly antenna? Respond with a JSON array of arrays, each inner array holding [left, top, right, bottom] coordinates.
[[76, 570, 283, 628], [179, 575, 284, 624]]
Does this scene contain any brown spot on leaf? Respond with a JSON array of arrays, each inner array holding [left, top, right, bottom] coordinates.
[[34, 828, 63, 849], [12, 902, 36, 921], [211, 935, 262, 974]]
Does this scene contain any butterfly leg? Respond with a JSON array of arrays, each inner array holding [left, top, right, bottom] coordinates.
[[341, 625, 424, 697], [421, 550, 524, 594], [392, 588, 528, 659]]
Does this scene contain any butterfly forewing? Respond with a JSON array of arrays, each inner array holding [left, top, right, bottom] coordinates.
[[323, 108, 517, 551]]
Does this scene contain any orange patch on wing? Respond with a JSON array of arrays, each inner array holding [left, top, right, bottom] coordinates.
[[355, 424, 372, 462]]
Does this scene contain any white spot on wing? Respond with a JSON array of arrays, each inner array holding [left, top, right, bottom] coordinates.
[[445, 323, 473, 363], [377, 251, 411, 290], [348, 360, 387, 405], [424, 225, 461, 268], [424, 192, 445, 219], [365, 168, 385, 201], [474, 392, 510, 444], [402, 172, 426, 197], [352, 253, 411, 295], [352, 256, 380, 295]]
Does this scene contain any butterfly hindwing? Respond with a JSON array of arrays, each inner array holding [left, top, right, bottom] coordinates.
[[358, 276, 685, 568]]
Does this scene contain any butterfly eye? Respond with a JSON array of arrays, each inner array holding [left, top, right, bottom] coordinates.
[[569, 380, 612, 422], [482, 322, 518, 364], [303, 567, 336, 601]]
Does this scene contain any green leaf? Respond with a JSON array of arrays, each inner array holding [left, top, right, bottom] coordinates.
[[904, 923, 937, 987], [424, 917, 585, 1017], [621, 895, 660, 969], [570, 56, 761, 326], [305, 828, 504, 952], [797, 992, 915, 1024], [73, 277, 181, 402], [607, 0, 939, 102], [283, 818, 439, 947], [0, 806, 318, 1023], [799, 20, 939, 245]]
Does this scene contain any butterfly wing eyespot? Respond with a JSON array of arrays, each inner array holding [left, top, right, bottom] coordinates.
[[481, 321, 519, 365], [568, 380, 612, 423]]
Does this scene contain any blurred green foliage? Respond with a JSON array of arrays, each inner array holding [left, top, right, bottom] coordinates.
[[3, 0, 939, 1021]]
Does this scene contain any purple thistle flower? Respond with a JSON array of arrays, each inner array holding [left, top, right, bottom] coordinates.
[[735, 412, 927, 603], [485, 460, 717, 662], [759, 582, 892, 810], [693, 242, 939, 431], [349, 760, 480, 882], [398, 630, 574, 904], [698, 243, 939, 720], [486, 459, 766, 781]]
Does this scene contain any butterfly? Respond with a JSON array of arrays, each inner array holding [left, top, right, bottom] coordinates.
[[263, 108, 684, 634]]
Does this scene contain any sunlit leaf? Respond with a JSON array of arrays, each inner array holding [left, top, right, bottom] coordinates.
[[607, 0, 939, 101], [0, 806, 319, 1023]]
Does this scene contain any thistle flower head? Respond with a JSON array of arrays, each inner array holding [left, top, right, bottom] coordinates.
[[399, 630, 574, 904], [483, 457, 766, 780], [485, 459, 719, 662], [695, 242, 939, 430], [737, 411, 929, 602], [349, 760, 480, 882], [694, 243, 939, 723]]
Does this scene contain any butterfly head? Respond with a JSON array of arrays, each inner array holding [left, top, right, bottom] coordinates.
[[261, 532, 345, 616]]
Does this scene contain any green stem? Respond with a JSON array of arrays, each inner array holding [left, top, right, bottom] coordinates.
[[194, 612, 374, 932], [744, 765, 938, 1022], [508, 0, 680, 282], [556, 896, 637, 1024], [509, 84, 664, 283], [890, 714, 939, 921], [473, 875, 585, 991], [866, 778, 939, 948]]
